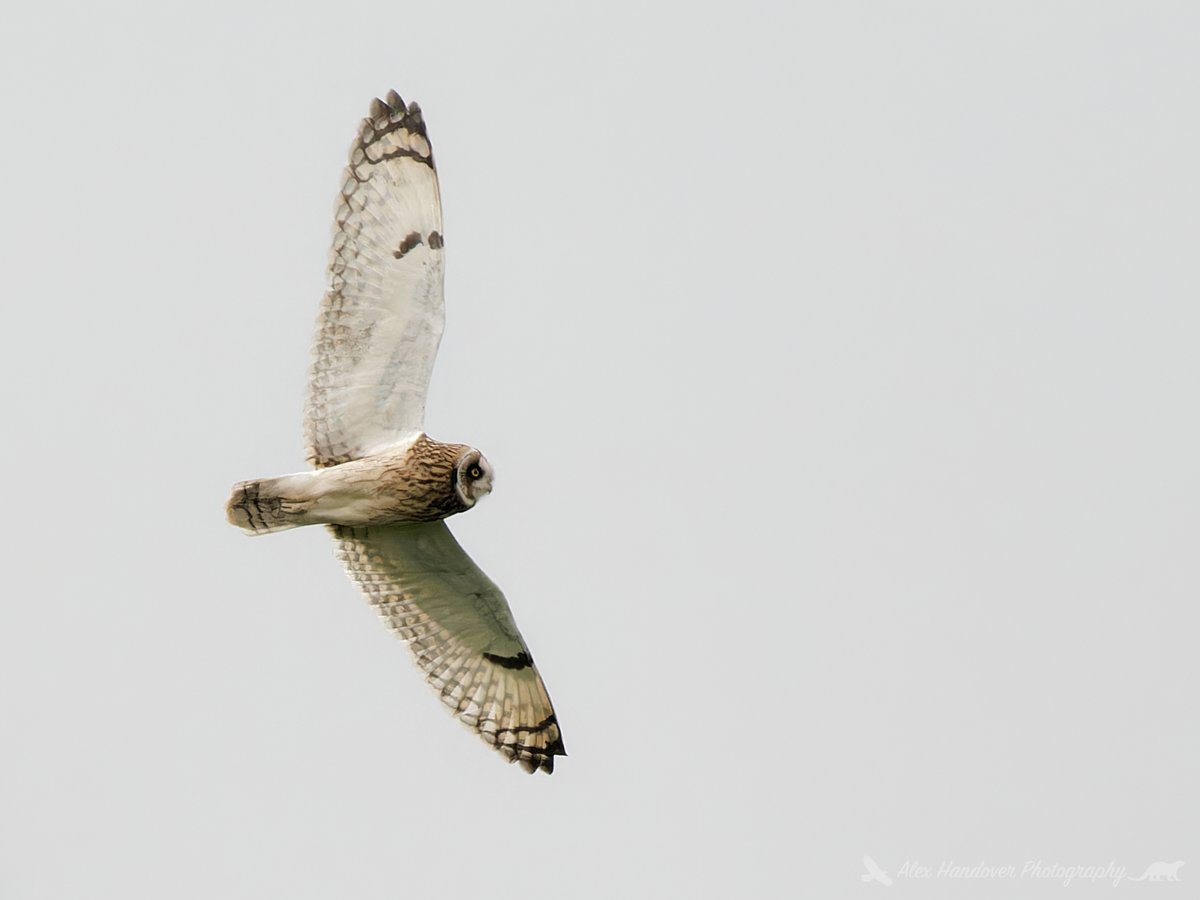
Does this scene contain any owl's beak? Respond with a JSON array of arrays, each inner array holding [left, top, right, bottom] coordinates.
[[476, 473, 494, 498]]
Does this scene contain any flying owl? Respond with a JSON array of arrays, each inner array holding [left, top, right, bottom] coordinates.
[[226, 91, 565, 774]]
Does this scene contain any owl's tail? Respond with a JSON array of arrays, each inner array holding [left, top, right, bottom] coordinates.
[[226, 476, 314, 535]]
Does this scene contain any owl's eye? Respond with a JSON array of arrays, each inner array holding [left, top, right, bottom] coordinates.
[[468, 465, 483, 479]]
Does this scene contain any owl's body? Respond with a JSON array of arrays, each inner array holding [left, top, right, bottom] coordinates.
[[225, 92, 565, 775], [227, 433, 493, 533]]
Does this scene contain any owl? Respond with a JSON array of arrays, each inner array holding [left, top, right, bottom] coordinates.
[[226, 92, 565, 775]]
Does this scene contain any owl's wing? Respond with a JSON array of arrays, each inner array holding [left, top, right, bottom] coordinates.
[[330, 521, 566, 774], [305, 91, 445, 468]]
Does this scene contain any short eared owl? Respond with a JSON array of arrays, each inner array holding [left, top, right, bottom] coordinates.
[[226, 92, 565, 774]]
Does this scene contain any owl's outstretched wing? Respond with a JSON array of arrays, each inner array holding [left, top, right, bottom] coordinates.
[[305, 91, 445, 469], [330, 522, 566, 774]]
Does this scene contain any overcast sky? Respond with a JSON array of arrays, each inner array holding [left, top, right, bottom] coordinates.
[[1, 2, 1197, 898]]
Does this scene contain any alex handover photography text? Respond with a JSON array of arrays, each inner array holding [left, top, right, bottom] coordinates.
[[862, 857, 1186, 887]]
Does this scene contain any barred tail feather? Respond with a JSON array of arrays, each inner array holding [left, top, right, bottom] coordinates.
[[226, 477, 310, 535]]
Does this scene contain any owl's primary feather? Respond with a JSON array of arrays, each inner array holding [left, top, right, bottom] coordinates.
[[227, 92, 565, 775]]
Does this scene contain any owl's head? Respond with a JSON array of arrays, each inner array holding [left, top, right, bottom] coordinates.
[[453, 449, 494, 507]]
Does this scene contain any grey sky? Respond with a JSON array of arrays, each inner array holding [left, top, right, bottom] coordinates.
[[2, 2, 1197, 898]]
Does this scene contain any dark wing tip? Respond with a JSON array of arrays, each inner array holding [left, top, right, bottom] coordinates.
[[356, 91, 433, 165], [513, 731, 567, 775], [372, 90, 423, 125], [517, 753, 559, 775]]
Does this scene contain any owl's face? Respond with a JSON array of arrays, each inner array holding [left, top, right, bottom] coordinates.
[[453, 449, 494, 507]]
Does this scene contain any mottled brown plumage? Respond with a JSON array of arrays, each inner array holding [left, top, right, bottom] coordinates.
[[225, 433, 492, 533]]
